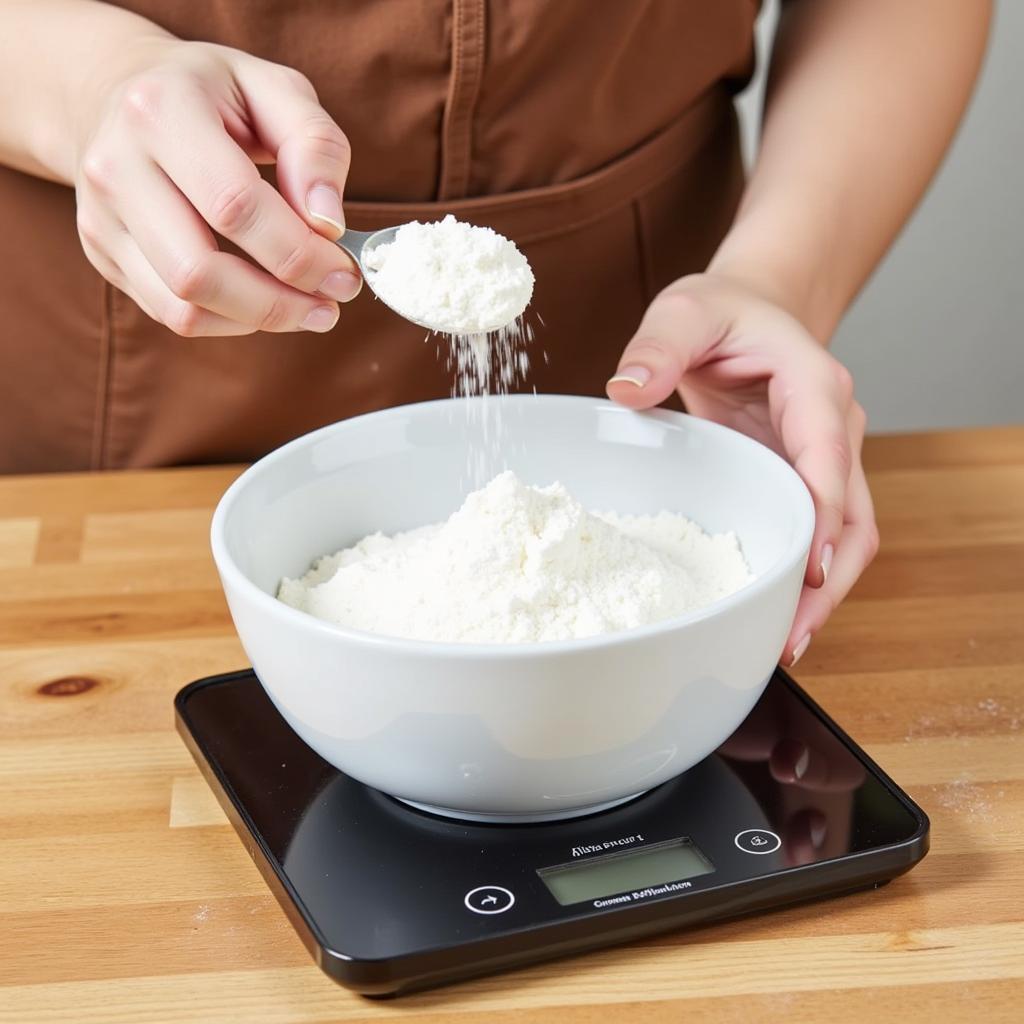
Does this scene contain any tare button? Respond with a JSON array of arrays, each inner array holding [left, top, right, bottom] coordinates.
[[464, 885, 515, 914], [734, 829, 782, 855]]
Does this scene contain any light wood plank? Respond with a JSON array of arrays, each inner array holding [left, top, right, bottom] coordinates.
[[169, 774, 230, 828], [0, 516, 38, 567], [80, 509, 214, 564], [0, 636, 245, 738], [32, 513, 85, 563], [1, 924, 1021, 1023]]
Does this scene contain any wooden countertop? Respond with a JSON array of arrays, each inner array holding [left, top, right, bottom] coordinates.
[[1, 427, 1022, 1022]]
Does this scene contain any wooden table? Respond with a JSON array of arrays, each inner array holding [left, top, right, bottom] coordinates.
[[1, 427, 1022, 1023]]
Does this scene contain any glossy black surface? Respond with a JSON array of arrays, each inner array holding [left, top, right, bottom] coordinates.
[[175, 669, 928, 995]]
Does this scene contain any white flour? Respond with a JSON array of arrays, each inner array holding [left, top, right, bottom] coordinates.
[[363, 215, 534, 334], [278, 471, 753, 645]]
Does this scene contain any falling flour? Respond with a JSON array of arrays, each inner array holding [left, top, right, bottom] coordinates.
[[278, 471, 753, 645], [363, 214, 540, 487]]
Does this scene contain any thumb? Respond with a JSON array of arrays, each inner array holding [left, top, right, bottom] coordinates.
[[606, 289, 721, 409], [234, 61, 352, 241]]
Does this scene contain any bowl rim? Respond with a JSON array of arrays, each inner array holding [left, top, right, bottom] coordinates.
[[210, 394, 815, 659]]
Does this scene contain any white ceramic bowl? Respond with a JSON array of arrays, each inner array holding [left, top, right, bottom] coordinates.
[[211, 395, 813, 822]]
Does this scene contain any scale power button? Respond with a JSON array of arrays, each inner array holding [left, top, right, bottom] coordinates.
[[734, 829, 782, 855], [464, 885, 515, 915]]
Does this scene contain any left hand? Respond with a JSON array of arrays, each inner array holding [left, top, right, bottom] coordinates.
[[606, 272, 879, 667]]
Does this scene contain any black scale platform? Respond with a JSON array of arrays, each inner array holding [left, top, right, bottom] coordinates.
[[175, 668, 928, 996]]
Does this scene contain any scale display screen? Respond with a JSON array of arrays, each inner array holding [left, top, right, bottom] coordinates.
[[537, 837, 714, 906]]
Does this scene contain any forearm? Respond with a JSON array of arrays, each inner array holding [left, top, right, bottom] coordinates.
[[710, 0, 991, 340], [0, 1, 173, 183]]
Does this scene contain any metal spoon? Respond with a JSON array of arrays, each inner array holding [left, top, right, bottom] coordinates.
[[334, 227, 439, 332], [335, 226, 516, 334]]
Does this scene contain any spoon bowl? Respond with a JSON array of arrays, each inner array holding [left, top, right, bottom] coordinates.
[[335, 227, 436, 326], [336, 225, 525, 335]]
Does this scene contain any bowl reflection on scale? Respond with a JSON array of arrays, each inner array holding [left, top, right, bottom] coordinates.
[[279, 752, 773, 963], [261, 671, 742, 824]]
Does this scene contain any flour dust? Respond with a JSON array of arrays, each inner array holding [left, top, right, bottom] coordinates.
[[437, 315, 539, 487]]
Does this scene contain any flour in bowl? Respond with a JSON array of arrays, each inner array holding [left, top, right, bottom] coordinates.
[[363, 215, 535, 334], [277, 471, 753, 644]]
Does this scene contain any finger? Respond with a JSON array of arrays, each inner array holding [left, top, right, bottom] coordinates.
[[770, 358, 854, 589], [114, 155, 342, 332], [606, 288, 723, 409], [233, 61, 352, 240], [75, 184, 127, 283], [76, 190, 163, 324], [784, 434, 879, 665], [768, 738, 817, 786], [782, 808, 828, 867], [110, 233, 263, 337], [81, 234, 160, 323], [78, 233, 124, 292], [126, 76, 360, 295], [771, 738, 866, 797], [768, 738, 849, 791]]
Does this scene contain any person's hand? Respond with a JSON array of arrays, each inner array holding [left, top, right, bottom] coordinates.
[[73, 37, 361, 336], [718, 682, 865, 865], [607, 273, 879, 666]]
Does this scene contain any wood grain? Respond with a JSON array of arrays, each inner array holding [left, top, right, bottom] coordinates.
[[1, 429, 1022, 1023]]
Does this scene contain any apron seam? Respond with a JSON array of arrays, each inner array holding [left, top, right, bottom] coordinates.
[[90, 280, 115, 470], [437, 0, 486, 200], [632, 199, 656, 306]]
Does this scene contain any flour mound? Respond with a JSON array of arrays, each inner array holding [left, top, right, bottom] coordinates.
[[278, 472, 753, 645], [362, 215, 534, 333]]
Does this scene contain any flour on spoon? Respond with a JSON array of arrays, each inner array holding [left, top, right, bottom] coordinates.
[[362, 214, 534, 335]]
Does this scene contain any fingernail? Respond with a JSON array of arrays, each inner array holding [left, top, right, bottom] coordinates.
[[810, 817, 827, 849], [300, 305, 339, 332], [820, 544, 834, 587], [789, 634, 811, 667], [793, 744, 810, 780], [319, 270, 362, 302], [608, 365, 652, 388], [306, 185, 344, 235], [769, 738, 808, 783]]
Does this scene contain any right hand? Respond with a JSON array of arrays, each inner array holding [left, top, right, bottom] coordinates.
[[718, 682, 865, 865], [74, 37, 362, 337]]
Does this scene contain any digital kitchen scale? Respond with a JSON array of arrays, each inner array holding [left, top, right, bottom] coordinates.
[[175, 668, 929, 997]]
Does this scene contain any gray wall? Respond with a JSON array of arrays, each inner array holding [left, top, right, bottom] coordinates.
[[736, 0, 1022, 432]]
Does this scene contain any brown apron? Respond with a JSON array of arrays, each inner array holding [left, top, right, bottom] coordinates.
[[0, 0, 757, 473]]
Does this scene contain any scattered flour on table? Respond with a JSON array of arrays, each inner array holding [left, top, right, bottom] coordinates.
[[937, 773, 993, 823], [278, 471, 753, 645], [363, 215, 535, 335]]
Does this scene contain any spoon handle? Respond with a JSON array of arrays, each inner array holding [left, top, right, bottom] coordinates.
[[335, 229, 376, 268]]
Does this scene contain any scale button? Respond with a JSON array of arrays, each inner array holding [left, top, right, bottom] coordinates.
[[464, 885, 515, 915], [734, 829, 782, 855]]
